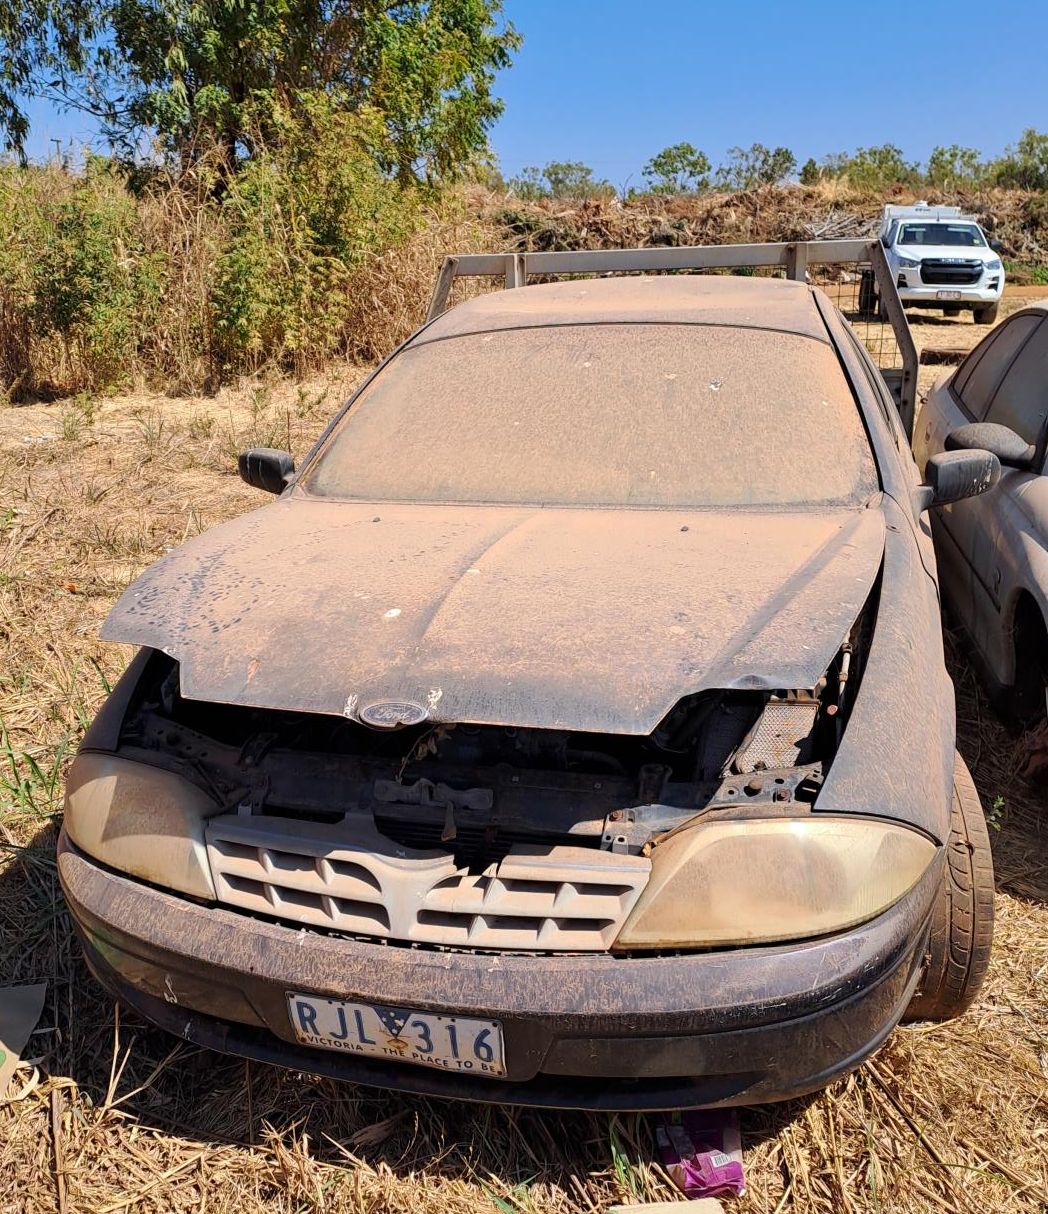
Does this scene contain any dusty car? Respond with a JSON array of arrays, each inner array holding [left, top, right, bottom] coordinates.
[[915, 300, 1048, 719], [60, 273, 999, 1110]]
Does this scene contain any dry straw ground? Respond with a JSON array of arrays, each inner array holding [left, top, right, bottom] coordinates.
[[1, 300, 1046, 1214]]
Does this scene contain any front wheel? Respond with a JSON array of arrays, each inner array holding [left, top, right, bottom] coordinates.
[[973, 303, 999, 325], [904, 753, 994, 1021]]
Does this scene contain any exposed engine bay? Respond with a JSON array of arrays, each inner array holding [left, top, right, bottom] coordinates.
[[117, 622, 868, 872]]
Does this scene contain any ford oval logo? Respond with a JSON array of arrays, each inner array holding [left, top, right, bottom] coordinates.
[[358, 700, 429, 730]]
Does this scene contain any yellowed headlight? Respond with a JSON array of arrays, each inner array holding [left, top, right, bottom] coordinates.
[[63, 752, 218, 899], [614, 816, 936, 950]]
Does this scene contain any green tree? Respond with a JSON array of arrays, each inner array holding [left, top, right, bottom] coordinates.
[[799, 157, 820, 185], [715, 143, 796, 190], [926, 145, 984, 187], [507, 165, 546, 200], [642, 142, 711, 193], [509, 160, 614, 201], [0, 1, 520, 181], [992, 128, 1048, 190], [819, 152, 850, 178], [0, 1, 94, 155], [841, 144, 920, 189]]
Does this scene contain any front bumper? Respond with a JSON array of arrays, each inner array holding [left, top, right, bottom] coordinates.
[[896, 281, 1002, 306], [59, 831, 939, 1111]]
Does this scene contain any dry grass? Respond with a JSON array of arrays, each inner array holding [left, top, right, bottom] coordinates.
[[1, 308, 1047, 1214], [339, 199, 510, 363]]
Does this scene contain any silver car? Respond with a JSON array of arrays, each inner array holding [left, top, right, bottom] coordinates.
[[61, 274, 1000, 1110], [915, 302, 1048, 718]]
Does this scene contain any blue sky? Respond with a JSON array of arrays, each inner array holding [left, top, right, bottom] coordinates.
[[22, 0, 1048, 178], [491, 0, 1048, 186]]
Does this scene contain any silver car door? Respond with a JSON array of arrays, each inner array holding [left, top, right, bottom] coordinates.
[[920, 314, 1041, 627], [973, 318, 1048, 679]]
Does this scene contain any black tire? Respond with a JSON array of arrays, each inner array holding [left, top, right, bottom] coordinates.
[[942, 305, 961, 317], [904, 753, 994, 1022], [973, 303, 999, 325], [858, 270, 877, 315]]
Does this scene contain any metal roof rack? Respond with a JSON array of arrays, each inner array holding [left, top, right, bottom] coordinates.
[[427, 238, 918, 436]]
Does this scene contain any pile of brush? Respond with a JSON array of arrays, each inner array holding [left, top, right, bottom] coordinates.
[[484, 183, 1048, 265]]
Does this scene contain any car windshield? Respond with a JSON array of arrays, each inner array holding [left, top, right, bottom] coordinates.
[[303, 323, 878, 509], [898, 223, 986, 247]]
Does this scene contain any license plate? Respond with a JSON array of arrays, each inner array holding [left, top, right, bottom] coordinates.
[[936, 290, 963, 300], [286, 992, 506, 1077]]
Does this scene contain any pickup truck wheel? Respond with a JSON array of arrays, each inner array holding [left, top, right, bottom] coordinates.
[[973, 303, 999, 325], [904, 753, 994, 1022], [942, 305, 961, 316], [858, 270, 877, 315]]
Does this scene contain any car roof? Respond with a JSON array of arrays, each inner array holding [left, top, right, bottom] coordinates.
[[417, 274, 832, 346], [1008, 299, 1048, 319]]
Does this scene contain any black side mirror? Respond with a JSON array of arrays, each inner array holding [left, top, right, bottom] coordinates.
[[238, 448, 295, 494], [990, 238, 1004, 254], [945, 422, 1035, 470], [914, 449, 1000, 514]]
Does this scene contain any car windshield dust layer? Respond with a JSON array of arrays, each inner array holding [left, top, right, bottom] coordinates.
[[304, 322, 878, 509]]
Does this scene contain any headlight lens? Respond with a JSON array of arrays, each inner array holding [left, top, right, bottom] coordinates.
[[64, 752, 218, 899], [897, 256, 920, 269], [985, 258, 1002, 271], [614, 816, 936, 950]]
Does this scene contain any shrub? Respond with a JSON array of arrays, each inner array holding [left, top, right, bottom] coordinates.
[[839, 144, 922, 190], [0, 157, 165, 393], [34, 157, 166, 386], [993, 129, 1048, 191], [642, 143, 711, 194], [715, 144, 796, 190], [926, 145, 986, 188], [0, 103, 486, 395], [211, 105, 422, 375], [508, 161, 615, 201]]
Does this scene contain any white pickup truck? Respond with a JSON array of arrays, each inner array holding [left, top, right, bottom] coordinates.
[[880, 203, 1004, 325]]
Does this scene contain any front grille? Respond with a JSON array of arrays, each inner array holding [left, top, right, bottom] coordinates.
[[205, 814, 650, 951], [373, 815, 570, 869], [919, 259, 983, 286]]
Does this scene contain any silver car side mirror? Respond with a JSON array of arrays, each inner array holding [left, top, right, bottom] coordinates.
[[914, 449, 1001, 515], [945, 422, 1036, 471]]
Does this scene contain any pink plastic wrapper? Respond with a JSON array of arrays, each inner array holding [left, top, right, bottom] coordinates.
[[656, 1110, 745, 1200]]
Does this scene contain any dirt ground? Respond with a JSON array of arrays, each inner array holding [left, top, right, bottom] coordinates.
[[0, 289, 1046, 1214]]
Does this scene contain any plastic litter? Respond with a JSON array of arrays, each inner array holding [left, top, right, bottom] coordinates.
[[0, 984, 47, 1098], [610, 1201, 725, 1214], [656, 1110, 745, 1200]]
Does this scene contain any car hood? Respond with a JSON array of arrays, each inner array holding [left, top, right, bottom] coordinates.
[[896, 243, 995, 262], [102, 497, 885, 735]]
